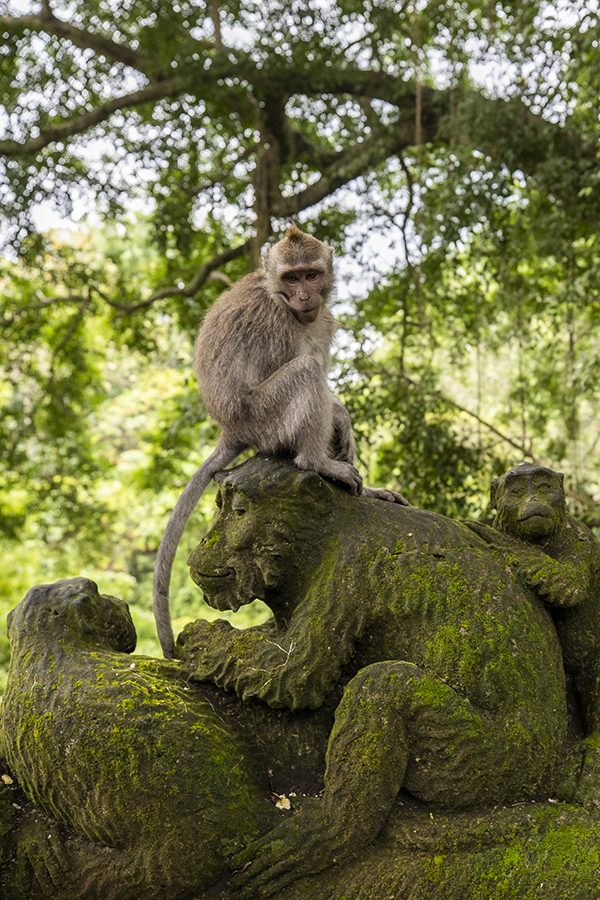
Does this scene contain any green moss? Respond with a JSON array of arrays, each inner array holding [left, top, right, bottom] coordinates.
[[0, 579, 272, 897], [423, 853, 446, 885], [202, 530, 222, 548]]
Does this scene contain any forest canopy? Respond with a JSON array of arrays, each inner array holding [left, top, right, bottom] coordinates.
[[0, 0, 599, 671]]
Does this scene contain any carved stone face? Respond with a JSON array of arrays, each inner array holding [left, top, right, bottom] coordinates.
[[188, 494, 279, 612], [188, 459, 333, 613], [493, 464, 566, 542], [7, 577, 137, 653]]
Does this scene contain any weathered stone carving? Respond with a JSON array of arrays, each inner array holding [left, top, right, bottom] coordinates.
[[0, 579, 276, 898], [466, 461, 600, 812], [2, 457, 600, 898], [467, 462, 600, 734], [178, 457, 572, 890]]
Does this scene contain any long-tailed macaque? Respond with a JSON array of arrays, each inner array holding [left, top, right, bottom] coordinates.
[[153, 226, 408, 658]]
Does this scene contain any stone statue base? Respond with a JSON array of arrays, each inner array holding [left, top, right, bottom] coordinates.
[[3, 776, 600, 898], [2, 457, 600, 898]]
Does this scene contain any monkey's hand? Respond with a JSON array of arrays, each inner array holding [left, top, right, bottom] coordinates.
[[363, 486, 410, 505], [177, 619, 276, 684], [466, 521, 589, 607], [178, 619, 333, 708], [464, 521, 518, 548], [230, 799, 345, 898], [313, 458, 362, 495]]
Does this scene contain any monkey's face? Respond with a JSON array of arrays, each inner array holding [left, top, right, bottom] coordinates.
[[277, 267, 330, 323], [188, 486, 291, 612], [494, 471, 566, 542], [189, 462, 333, 615], [264, 226, 334, 321]]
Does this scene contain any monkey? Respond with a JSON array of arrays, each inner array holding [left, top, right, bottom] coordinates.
[[153, 225, 408, 658], [467, 462, 600, 733]]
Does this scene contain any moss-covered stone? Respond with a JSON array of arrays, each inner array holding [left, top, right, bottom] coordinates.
[[180, 457, 567, 801], [467, 462, 600, 740], [0, 761, 17, 870], [2, 459, 600, 897], [279, 799, 600, 899], [0, 579, 273, 898], [174, 456, 586, 892]]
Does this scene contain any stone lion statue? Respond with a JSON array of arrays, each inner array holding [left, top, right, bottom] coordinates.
[[177, 456, 569, 893]]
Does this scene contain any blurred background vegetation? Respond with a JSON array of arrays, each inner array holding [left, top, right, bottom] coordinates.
[[0, 0, 598, 693]]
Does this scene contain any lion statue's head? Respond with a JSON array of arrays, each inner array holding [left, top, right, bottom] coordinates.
[[188, 456, 337, 615]]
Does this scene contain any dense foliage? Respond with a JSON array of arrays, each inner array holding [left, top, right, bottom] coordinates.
[[0, 0, 598, 683]]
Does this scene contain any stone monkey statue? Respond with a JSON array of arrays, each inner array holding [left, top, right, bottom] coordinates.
[[177, 457, 568, 893], [0, 572, 585, 898], [469, 462, 600, 734], [153, 226, 407, 658], [0, 578, 273, 898]]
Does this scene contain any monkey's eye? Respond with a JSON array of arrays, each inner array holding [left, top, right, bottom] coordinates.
[[283, 273, 299, 283], [231, 494, 247, 516], [306, 272, 318, 281]]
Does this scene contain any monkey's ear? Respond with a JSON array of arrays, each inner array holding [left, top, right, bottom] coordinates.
[[490, 477, 500, 510], [285, 223, 303, 241]]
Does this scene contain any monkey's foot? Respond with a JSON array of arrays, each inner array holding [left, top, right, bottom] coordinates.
[[363, 486, 410, 506], [230, 799, 345, 898], [312, 458, 362, 495]]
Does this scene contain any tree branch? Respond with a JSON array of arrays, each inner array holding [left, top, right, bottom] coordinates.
[[2, 244, 249, 324], [0, 293, 93, 326], [96, 240, 252, 312], [274, 121, 417, 217], [372, 370, 538, 462], [0, 78, 186, 157], [286, 125, 344, 169], [286, 65, 597, 176], [399, 373, 596, 513], [209, 0, 224, 50], [0, 11, 147, 72]]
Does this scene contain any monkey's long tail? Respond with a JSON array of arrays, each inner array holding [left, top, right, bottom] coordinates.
[[153, 439, 243, 658]]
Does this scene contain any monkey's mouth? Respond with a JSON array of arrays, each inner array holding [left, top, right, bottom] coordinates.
[[194, 568, 235, 580], [295, 306, 318, 321], [518, 509, 550, 522]]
